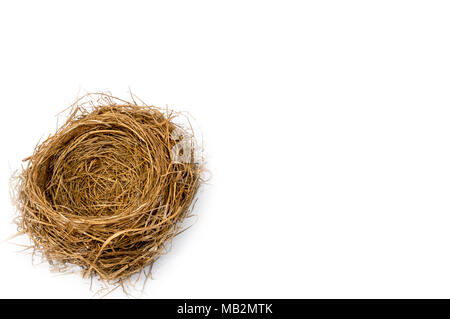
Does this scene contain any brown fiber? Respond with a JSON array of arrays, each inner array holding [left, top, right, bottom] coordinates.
[[12, 93, 202, 285]]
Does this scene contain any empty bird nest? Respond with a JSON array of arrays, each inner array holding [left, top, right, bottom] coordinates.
[[11, 93, 203, 288]]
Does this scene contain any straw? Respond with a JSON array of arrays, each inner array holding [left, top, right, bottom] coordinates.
[[12, 93, 202, 285]]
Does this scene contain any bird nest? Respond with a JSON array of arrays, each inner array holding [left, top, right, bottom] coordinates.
[[12, 93, 203, 286]]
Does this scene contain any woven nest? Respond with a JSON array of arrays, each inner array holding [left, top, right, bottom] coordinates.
[[13, 93, 202, 285]]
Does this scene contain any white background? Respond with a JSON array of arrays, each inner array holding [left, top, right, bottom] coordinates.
[[1, 0, 450, 298]]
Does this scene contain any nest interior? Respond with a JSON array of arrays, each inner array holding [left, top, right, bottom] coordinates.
[[13, 94, 202, 283]]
